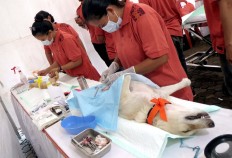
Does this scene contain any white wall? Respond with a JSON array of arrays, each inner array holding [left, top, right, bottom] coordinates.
[[0, 0, 107, 128]]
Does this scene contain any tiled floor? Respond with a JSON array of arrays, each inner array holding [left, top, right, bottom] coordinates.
[[184, 37, 232, 109]]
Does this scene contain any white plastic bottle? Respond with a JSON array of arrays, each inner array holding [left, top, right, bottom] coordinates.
[[18, 70, 28, 84]]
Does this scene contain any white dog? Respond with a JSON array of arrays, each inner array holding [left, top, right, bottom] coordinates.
[[119, 75, 215, 136]]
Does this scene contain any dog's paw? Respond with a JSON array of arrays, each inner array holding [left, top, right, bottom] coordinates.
[[181, 78, 191, 86]]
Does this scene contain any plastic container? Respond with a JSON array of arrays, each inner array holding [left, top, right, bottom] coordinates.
[[61, 115, 96, 135], [19, 70, 27, 84], [11, 66, 28, 84], [71, 128, 111, 158], [77, 76, 89, 90]]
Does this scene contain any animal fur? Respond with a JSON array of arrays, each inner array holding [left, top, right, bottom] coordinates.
[[119, 75, 215, 136]]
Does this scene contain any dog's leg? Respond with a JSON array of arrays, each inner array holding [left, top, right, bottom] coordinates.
[[157, 78, 191, 97], [134, 105, 151, 123], [121, 75, 132, 98]]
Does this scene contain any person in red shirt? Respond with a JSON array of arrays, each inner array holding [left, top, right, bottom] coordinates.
[[95, 27, 117, 62], [35, 11, 85, 65], [82, 0, 193, 100], [139, 0, 187, 73], [31, 20, 100, 81], [204, 0, 232, 96], [75, 0, 115, 66]]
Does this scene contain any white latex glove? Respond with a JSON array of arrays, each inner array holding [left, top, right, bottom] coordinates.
[[100, 61, 120, 82], [103, 67, 135, 87]]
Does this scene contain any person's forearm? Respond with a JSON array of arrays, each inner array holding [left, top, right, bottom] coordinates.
[[46, 61, 59, 72], [219, 0, 232, 50], [61, 58, 82, 70], [134, 54, 168, 75], [45, 52, 54, 65]]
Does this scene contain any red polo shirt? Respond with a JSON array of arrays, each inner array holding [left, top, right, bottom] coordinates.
[[76, 4, 103, 44], [204, 0, 225, 54], [112, 1, 193, 100], [44, 23, 80, 54], [48, 30, 100, 81], [95, 28, 117, 60], [139, 0, 182, 37], [105, 32, 117, 60]]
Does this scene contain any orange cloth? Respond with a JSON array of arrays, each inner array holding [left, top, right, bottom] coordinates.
[[147, 98, 170, 124], [48, 30, 100, 81], [139, 0, 182, 36], [112, 1, 193, 100]]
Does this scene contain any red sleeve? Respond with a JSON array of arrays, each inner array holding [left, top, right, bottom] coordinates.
[[44, 46, 51, 54], [76, 5, 84, 20], [95, 27, 104, 36], [135, 11, 169, 59], [61, 38, 82, 62]]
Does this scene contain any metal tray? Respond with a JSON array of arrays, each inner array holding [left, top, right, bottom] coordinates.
[[71, 128, 111, 158]]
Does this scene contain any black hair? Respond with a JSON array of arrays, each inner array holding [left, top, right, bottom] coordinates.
[[31, 20, 54, 36], [82, 0, 125, 21], [35, 10, 55, 23]]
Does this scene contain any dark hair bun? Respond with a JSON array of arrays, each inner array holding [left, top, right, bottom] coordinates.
[[34, 14, 44, 22]]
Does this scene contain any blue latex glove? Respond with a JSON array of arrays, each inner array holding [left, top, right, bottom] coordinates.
[[102, 67, 135, 86]]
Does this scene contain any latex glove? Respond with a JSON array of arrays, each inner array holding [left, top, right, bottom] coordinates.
[[103, 66, 135, 87], [100, 61, 120, 82]]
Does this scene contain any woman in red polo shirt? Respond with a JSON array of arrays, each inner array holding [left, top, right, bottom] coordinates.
[[35, 10, 85, 65], [95, 27, 117, 63], [82, 0, 193, 100], [31, 20, 100, 81], [75, 1, 114, 66], [139, 0, 188, 73]]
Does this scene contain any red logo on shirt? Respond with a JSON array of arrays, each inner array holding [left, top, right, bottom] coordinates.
[[131, 4, 145, 21]]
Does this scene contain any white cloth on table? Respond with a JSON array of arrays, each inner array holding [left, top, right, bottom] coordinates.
[[11, 94, 64, 158]]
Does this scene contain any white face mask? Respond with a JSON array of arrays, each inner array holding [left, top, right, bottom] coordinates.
[[102, 11, 122, 33], [42, 37, 54, 46]]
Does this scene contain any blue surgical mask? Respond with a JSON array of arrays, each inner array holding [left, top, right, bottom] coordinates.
[[102, 12, 122, 33]]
